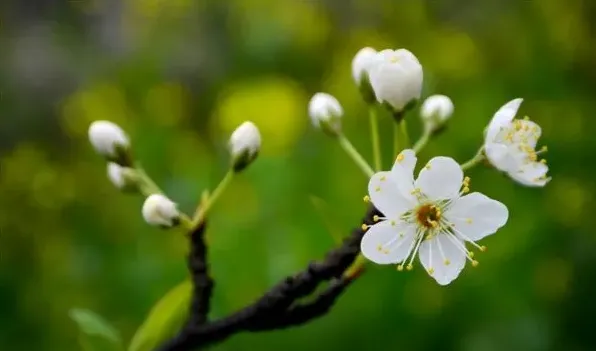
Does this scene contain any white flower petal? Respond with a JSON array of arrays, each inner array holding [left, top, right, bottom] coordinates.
[[446, 192, 508, 241], [485, 143, 517, 173], [486, 98, 523, 141], [361, 220, 416, 264], [418, 234, 466, 286], [508, 162, 550, 187], [368, 171, 413, 216], [415, 156, 463, 200], [389, 149, 417, 201]]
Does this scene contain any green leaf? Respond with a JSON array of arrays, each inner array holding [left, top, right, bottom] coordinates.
[[128, 280, 192, 351], [69, 308, 122, 351]]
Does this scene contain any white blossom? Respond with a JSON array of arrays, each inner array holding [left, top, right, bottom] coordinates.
[[352, 47, 377, 87], [368, 49, 423, 113], [308, 93, 343, 135], [107, 162, 137, 191], [142, 194, 180, 227], [88, 121, 130, 160], [484, 98, 550, 187], [361, 149, 509, 285], [229, 121, 261, 172], [420, 95, 454, 128]]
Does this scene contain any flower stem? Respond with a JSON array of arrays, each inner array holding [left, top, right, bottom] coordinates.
[[343, 253, 367, 279], [337, 133, 375, 177], [193, 170, 235, 226], [461, 147, 486, 171], [413, 126, 431, 153], [393, 123, 400, 157], [369, 107, 382, 171], [399, 119, 410, 149]]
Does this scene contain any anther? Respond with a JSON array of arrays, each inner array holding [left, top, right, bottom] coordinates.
[[375, 186, 381, 192], [444, 259, 451, 266], [428, 268, 435, 275], [462, 186, 470, 193], [406, 264, 414, 271], [380, 176, 386, 181], [363, 195, 370, 203], [390, 220, 396, 226], [540, 159, 547, 164], [373, 215, 380, 222], [471, 260, 479, 267], [361, 224, 368, 231], [469, 251, 475, 258], [397, 265, 404, 271], [480, 245, 487, 252], [466, 218, 473, 224], [396, 153, 405, 162], [523, 116, 530, 121]]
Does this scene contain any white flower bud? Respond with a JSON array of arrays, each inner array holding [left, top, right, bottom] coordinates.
[[308, 93, 343, 136], [420, 95, 454, 129], [142, 194, 180, 228], [229, 121, 261, 172], [369, 49, 423, 116], [107, 162, 138, 191], [88, 121, 131, 166], [352, 47, 377, 103]]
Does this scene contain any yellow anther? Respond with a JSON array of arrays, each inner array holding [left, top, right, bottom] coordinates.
[[406, 264, 414, 271], [471, 260, 479, 267], [396, 153, 405, 162], [480, 245, 487, 252], [425, 164, 432, 170], [540, 159, 547, 164], [373, 215, 380, 222], [376, 244, 383, 252], [462, 186, 470, 193], [444, 259, 451, 266], [469, 251, 475, 258], [523, 116, 530, 121], [397, 265, 404, 271], [375, 186, 381, 192], [363, 195, 370, 203], [390, 220, 396, 226], [466, 218, 473, 224], [428, 268, 435, 275], [540, 146, 548, 152], [361, 224, 368, 231], [389, 56, 399, 63], [380, 175, 386, 181]]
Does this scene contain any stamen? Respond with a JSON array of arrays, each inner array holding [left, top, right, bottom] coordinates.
[[396, 264, 404, 271], [363, 195, 370, 203], [375, 186, 381, 192], [396, 153, 405, 162], [450, 226, 487, 252], [427, 239, 433, 275], [373, 215, 380, 222], [436, 237, 449, 266], [380, 175, 386, 181], [443, 232, 475, 262], [361, 224, 368, 231]]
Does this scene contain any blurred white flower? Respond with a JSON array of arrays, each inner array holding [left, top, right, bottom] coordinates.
[[361, 149, 508, 285], [88, 121, 130, 162], [229, 121, 261, 172], [420, 95, 454, 129], [107, 162, 137, 191], [484, 98, 550, 187], [368, 49, 423, 114], [142, 194, 180, 227], [308, 92, 343, 135], [352, 47, 378, 103]]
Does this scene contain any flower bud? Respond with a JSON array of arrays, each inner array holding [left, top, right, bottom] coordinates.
[[88, 121, 132, 166], [229, 121, 261, 172], [420, 95, 454, 130], [107, 162, 139, 191], [368, 49, 423, 118], [142, 194, 180, 228], [308, 93, 343, 136], [351, 47, 377, 104]]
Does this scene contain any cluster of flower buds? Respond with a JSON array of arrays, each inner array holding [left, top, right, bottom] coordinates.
[[305, 45, 550, 285], [88, 119, 262, 228]]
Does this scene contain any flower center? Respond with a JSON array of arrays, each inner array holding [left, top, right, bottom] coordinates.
[[415, 203, 441, 229]]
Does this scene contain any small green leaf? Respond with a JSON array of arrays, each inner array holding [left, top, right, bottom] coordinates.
[[69, 308, 122, 351], [128, 280, 192, 351]]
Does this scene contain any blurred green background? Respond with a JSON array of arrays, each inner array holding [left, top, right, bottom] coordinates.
[[1, 0, 595, 350]]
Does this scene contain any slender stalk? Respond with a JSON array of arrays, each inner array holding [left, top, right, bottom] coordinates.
[[461, 147, 486, 171], [393, 123, 400, 157], [337, 133, 375, 177], [399, 119, 411, 149], [413, 126, 432, 153], [368, 107, 382, 171], [193, 170, 235, 226], [343, 253, 366, 279]]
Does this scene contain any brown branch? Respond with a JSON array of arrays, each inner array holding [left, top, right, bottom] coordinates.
[[156, 205, 380, 351]]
